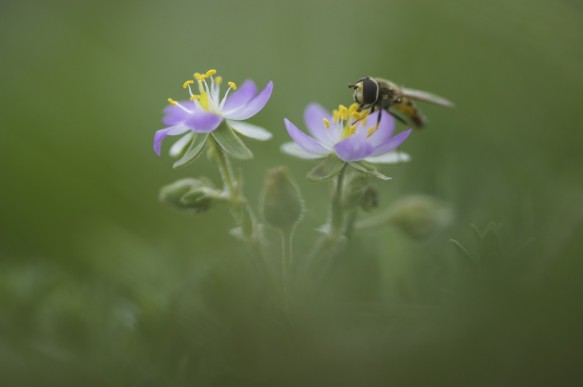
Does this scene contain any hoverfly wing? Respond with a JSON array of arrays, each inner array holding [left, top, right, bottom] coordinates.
[[401, 88, 454, 108]]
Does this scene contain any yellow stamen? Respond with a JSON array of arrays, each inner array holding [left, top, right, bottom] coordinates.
[[348, 103, 358, 115], [190, 95, 200, 101], [322, 118, 330, 128], [228, 81, 237, 90], [332, 110, 340, 123], [199, 92, 209, 110], [167, 98, 178, 106], [205, 69, 217, 77], [194, 72, 206, 81], [214, 76, 223, 85], [342, 124, 357, 138], [183, 80, 194, 89], [339, 105, 349, 121]]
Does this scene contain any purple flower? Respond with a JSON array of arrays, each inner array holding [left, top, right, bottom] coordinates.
[[154, 69, 274, 155], [281, 103, 413, 164]]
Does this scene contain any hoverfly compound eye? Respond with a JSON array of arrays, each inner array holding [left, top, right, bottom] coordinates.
[[361, 78, 379, 105]]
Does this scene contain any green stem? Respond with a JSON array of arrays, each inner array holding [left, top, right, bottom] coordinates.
[[307, 164, 348, 263], [329, 163, 347, 239], [280, 227, 294, 312], [208, 134, 278, 296], [209, 135, 238, 202]]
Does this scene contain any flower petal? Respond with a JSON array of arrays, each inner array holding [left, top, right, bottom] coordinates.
[[185, 110, 223, 133], [333, 132, 374, 162], [370, 129, 413, 157], [162, 101, 192, 126], [227, 120, 272, 141], [222, 80, 257, 114], [153, 124, 190, 155], [281, 142, 324, 159], [365, 151, 411, 164], [224, 81, 273, 120], [284, 118, 329, 156], [303, 103, 335, 144], [364, 110, 395, 147]]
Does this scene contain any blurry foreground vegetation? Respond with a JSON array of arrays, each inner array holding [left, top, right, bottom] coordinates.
[[1, 0, 582, 386]]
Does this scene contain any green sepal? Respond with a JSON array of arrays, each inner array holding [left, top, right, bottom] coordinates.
[[211, 124, 253, 160], [351, 161, 391, 181], [172, 134, 209, 168], [307, 155, 346, 181]]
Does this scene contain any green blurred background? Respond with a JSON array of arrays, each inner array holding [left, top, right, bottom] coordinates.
[[1, 0, 582, 385]]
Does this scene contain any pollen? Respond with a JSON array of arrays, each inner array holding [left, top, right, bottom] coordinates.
[[323, 118, 330, 128], [183, 80, 194, 89], [194, 72, 206, 81], [214, 76, 223, 85], [228, 81, 237, 90], [205, 69, 217, 77], [167, 98, 178, 106], [348, 103, 358, 115]]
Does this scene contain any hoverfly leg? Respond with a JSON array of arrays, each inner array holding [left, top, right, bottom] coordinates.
[[375, 109, 382, 128], [388, 111, 407, 125]]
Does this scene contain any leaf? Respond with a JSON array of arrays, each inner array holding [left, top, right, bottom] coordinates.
[[172, 134, 209, 168], [351, 161, 391, 180], [307, 155, 346, 181], [211, 124, 253, 160]]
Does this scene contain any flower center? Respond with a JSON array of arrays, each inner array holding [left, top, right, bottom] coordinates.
[[325, 103, 369, 139], [166, 69, 237, 115]]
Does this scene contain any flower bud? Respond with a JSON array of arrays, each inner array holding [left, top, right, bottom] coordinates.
[[159, 178, 220, 213], [389, 195, 453, 239], [261, 167, 304, 230], [342, 176, 379, 212]]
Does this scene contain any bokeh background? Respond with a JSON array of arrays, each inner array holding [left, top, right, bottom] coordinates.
[[1, 0, 582, 386]]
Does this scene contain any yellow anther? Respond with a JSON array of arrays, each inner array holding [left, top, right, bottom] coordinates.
[[205, 69, 217, 77], [339, 105, 349, 121], [228, 81, 237, 90], [348, 103, 358, 115], [323, 118, 330, 129], [194, 72, 206, 81], [167, 98, 178, 106], [214, 76, 223, 85], [332, 110, 340, 123], [183, 80, 194, 89], [349, 125, 356, 135], [190, 95, 200, 101]]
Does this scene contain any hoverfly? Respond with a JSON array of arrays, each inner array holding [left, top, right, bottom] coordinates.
[[348, 77, 453, 128]]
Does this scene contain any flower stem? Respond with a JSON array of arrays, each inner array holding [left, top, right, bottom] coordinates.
[[208, 135, 238, 202], [307, 164, 348, 263], [329, 163, 347, 239], [280, 227, 294, 312], [208, 133, 279, 297]]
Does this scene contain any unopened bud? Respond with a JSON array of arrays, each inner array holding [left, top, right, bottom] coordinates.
[[389, 195, 453, 239], [159, 178, 220, 213], [262, 167, 304, 230], [342, 176, 379, 212]]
